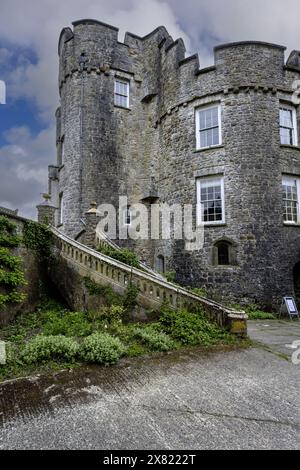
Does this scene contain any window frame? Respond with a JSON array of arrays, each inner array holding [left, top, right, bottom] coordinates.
[[114, 78, 130, 109], [282, 175, 300, 225], [279, 104, 298, 147], [196, 175, 225, 226], [195, 103, 222, 150]]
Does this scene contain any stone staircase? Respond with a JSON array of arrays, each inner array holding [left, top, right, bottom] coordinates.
[[52, 227, 248, 336]]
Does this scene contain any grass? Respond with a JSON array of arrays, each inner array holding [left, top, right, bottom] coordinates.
[[0, 298, 247, 383]]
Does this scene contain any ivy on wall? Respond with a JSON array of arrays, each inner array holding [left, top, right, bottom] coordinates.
[[0, 216, 27, 309], [23, 221, 53, 260]]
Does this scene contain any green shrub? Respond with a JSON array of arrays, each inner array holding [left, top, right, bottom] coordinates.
[[80, 332, 126, 364], [22, 335, 79, 364], [231, 303, 276, 320], [42, 310, 92, 337], [84, 278, 123, 306], [133, 326, 177, 352], [189, 287, 208, 298], [123, 283, 139, 311], [158, 307, 233, 346], [164, 271, 176, 283], [88, 305, 125, 325], [0, 217, 27, 309], [97, 245, 140, 268], [246, 311, 276, 320]]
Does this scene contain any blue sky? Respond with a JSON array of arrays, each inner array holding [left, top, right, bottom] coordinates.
[[1, 0, 300, 219]]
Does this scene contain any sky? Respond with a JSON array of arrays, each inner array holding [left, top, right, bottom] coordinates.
[[1, 0, 300, 219]]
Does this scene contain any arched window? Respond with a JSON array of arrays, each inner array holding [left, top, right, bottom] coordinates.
[[213, 240, 237, 266], [217, 242, 230, 265], [156, 255, 165, 273]]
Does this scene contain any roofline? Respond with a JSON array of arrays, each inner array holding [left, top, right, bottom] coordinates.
[[72, 19, 119, 32], [214, 41, 286, 52], [125, 26, 168, 42]]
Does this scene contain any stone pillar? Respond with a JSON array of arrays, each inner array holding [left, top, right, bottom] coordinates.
[[84, 202, 98, 248], [37, 200, 57, 226]]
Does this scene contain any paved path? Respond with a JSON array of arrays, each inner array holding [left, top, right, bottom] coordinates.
[[248, 319, 300, 357], [0, 322, 299, 450]]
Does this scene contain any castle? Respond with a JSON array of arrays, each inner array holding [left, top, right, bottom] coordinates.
[[38, 19, 300, 310]]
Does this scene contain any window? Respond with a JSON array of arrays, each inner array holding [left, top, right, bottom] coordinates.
[[123, 207, 132, 226], [58, 137, 64, 166], [213, 240, 237, 266], [196, 104, 222, 149], [280, 105, 298, 146], [197, 176, 225, 225], [114, 79, 129, 108], [156, 255, 165, 273], [58, 193, 64, 225], [61, 138, 64, 164], [282, 176, 300, 224]]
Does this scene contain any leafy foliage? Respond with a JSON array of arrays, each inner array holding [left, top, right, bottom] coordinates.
[[79, 332, 126, 364], [84, 278, 123, 306], [97, 244, 140, 268], [189, 287, 208, 298], [123, 283, 139, 311], [42, 310, 93, 337], [237, 304, 276, 320], [0, 216, 27, 309], [22, 335, 79, 364], [133, 326, 177, 352], [158, 306, 235, 346], [23, 221, 53, 260]]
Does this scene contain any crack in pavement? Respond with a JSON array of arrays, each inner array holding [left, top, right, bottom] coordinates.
[[140, 404, 300, 430]]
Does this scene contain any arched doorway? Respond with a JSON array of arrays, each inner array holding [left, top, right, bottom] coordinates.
[[293, 262, 300, 306]]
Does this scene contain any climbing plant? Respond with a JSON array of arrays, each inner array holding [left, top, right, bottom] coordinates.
[[23, 221, 53, 260], [0, 216, 27, 309]]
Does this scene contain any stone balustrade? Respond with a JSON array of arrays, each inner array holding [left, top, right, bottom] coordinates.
[[52, 227, 248, 336]]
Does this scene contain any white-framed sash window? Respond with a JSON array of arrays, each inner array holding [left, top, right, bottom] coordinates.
[[280, 105, 298, 146], [282, 176, 300, 224], [197, 175, 225, 225], [114, 79, 130, 108], [196, 103, 222, 150]]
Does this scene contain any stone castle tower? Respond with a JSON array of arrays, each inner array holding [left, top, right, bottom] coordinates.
[[39, 18, 300, 309]]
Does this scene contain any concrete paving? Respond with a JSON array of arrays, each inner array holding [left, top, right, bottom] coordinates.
[[0, 322, 299, 450], [248, 319, 300, 357]]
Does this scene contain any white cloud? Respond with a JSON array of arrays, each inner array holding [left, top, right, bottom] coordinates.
[[0, 126, 55, 219], [1, 0, 300, 217]]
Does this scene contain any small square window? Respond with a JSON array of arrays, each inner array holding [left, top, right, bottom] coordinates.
[[114, 79, 129, 108]]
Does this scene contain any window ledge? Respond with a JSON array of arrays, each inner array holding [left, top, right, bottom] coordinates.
[[284, 222, 300, 227], [114, 105, 131, 111], [212, 265, 239, 270], [194, 145, 224, 153], [203, 223, 227, 228], [280, 145, 300, 151]]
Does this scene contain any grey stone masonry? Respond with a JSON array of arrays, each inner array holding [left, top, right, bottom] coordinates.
[[42, 19, 300, 310]]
